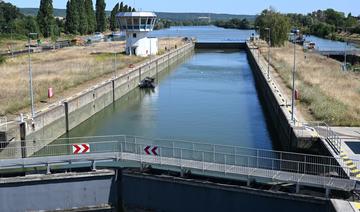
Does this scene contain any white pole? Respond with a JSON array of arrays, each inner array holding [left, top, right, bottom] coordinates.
[[291, 33, 296, 122], [28, 33, 37, 120]]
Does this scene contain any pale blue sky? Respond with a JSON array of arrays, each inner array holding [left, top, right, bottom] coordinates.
[[5, 0, 360, 15]]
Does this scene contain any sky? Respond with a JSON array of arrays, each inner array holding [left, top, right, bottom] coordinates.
[[4, 0, 360, 16]]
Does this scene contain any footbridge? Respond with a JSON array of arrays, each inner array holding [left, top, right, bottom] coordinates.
[[0, 135, 357, 197]]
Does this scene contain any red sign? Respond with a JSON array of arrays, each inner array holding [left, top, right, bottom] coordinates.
[[72, 143, 90, 154], [144, 146, 158, 156], [48, 87, 54, 98]]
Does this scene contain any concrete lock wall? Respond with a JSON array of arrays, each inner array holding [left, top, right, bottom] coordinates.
[[0, 170, 335, 212], [122, 173, 334, 212], [245, 44, 300, 150], [0, 171, 119, 212], [5, 42, 194, 157]]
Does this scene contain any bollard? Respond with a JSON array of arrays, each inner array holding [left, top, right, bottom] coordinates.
[[20, 122, 27, 158]]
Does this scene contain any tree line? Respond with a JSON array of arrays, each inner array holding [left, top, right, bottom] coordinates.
[[0, 0, 135, 39], [214, 18, 251, 30], [287, 9, 360, 40], [255, 9, 291, 47]]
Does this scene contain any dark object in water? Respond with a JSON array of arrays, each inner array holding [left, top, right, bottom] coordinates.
[[139, 77, 156, 89]]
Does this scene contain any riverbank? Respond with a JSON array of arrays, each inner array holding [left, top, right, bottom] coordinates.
[[256, 40, 360, 126], [0, 38, 185, 118]]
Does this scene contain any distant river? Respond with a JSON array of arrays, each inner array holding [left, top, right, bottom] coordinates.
[[150, 25, 255, 42]]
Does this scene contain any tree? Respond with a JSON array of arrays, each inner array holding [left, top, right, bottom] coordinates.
[[123, 5, 128, 13], [255, 9, 291, 47], [128, 6, 132, 12], [65, 0, 79, 34], [95, 0, 106, 32], [84, 0, 96, 34], [119, 2, 124, 12], [0, 1, 23, 33], [37, 0, 54, 37], [77, 0, 88, 34], [110, 3, 119, 31]]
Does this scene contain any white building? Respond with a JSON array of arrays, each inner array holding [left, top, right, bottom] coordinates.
[[116, 12, 158, 57]]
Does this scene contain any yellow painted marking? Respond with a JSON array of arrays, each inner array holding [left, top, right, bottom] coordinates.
[[342, 155, 350, 160], [348, 164, 357, 169], [350, 169, 360, 174], [340, 152, 347, 157], [345, 160, 354, 165], [354, 202, 360, 209], [356, 173, 360, 178]]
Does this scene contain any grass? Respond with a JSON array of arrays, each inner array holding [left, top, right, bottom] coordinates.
[[0, 38, 186, 116], [260, 42, 360, 126]]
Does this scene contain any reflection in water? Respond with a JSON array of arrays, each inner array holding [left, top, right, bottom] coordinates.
[[61, 50, 275, 150]]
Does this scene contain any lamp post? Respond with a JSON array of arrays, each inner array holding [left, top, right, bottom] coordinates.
[[113, 42, 117, 79], [255, 26, 260, 62], [265, 28, 271, 80], [291, 29, 299, 123], [28, 33, 38, 121], [344, 40, 348, 71], [4, 26, 13, 57]]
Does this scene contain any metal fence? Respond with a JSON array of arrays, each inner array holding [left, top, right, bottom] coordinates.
[[300, 122, 342, 154], [0, 135, 351, 179], [0, 116, 7, 132]]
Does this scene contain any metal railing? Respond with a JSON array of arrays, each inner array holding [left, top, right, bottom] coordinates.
[[0, 116, 7, 132], [0, 135, 351, 179], [299, 122, 342, 154]]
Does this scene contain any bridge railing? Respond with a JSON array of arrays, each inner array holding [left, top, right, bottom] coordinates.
[[297, 121, 342, 155], [0, 135, 351, 179]]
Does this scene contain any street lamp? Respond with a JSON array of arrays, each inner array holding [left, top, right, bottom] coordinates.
[[255, 26, 260, 62], [113, 42, 117, 79], [344, 40, 348, 71], [4, 26, 13, 57], [265, 28, 271, 80], [291, 28, 300, 123], [28, 33, 38, 121]]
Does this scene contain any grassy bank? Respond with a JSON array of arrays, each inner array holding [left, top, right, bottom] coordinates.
[[0, 38, 185, 116], [259, 42, 360, 126]]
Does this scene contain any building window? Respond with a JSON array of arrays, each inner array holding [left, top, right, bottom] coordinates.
[[133, 33, 137, 38]]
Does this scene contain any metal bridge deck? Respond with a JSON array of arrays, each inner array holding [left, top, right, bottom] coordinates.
[[0, 151, 355, 192]]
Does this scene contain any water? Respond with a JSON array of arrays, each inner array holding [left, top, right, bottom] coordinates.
[[150, 25, 255, 42], [305, 35, 359, 51], [66, 49, 274, 149]]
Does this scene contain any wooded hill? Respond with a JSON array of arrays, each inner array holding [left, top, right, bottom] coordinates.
[[19, 8, 256, 22]]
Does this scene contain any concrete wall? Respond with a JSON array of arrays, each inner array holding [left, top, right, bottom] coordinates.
[[0, 169, 335, 212], [0, 170, 118, 212], [245, 43, 319, 151], [122, 172, 333, 212], [1, 42, 194, 158]]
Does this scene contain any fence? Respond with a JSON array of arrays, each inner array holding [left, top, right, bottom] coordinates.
[[0, 116, 7, 132], [297, 122, 342, 155], [0, 135, 351, 179]]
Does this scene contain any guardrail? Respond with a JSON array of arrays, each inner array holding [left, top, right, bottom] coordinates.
[[297, 121, 342, 155], [0, 135, 351, 179], [0, 116, 7, 132]]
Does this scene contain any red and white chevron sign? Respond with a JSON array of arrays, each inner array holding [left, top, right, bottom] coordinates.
[[72, 143, 90, 154], [144, 146, 158, 156]]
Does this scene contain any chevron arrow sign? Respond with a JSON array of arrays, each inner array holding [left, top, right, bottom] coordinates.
[[72, 143, 91, 154], [144, 146, 158, 156]]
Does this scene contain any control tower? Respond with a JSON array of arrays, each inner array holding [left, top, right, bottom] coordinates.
[[116, 12, 158, 57]]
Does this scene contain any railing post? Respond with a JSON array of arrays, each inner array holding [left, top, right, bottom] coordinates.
[[172, 141, 175, 158], [225, 155, 227, 175], [202, 152, 205, 173], [256, 150, 259, 168], [213, 144, 215, 163]]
